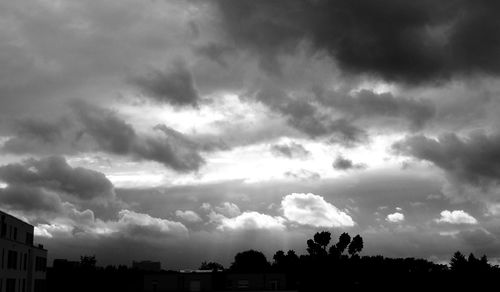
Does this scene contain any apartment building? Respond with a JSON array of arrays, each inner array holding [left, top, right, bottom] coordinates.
[[0, 210, 47, 292]]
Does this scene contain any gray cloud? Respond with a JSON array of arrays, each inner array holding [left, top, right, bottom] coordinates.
[[210, 0, 500, 84], [394, 132, 500, 186], [130, 60, 200, 107], [0, 156, 114, 201], [270, 142, 310, 159], [317, 89, 436, 130], [0, 156, 125, 223], [1, 102, 209, 172], [332, 155, 365, 171], [6, 118, 64, 144], [256, 85, 368, 145], [72, 101, 205, 172], [0, 0, 195, 117], [253, 82, 435, 146], [1, 117, 77, 155], [0, 185, 63, 214], [194, 43, 236, 68]]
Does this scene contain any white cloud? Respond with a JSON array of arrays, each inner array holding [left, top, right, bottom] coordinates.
[[34, 223, 73, 238], [110, 209, 189, 238], [214, 202, 241, 217], [386, 212, 405, 223], [217, 211, 286, 231], [281, 193, 355, 227], [175, 210, 202, 222], [33, 208, 189, 240], [436, 210, 478, 225]]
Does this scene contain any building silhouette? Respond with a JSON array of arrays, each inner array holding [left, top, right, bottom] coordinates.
[[0, 210, 47, 292], [133, 260, 162, 272], [143, 271, 294, 292]]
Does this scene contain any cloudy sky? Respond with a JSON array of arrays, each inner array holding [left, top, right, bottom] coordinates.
[[2, 0, 500, 268]]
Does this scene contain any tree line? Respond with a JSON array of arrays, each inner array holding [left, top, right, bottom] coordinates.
[[47, 230, 500, 291], [203, 231, 499, 290]]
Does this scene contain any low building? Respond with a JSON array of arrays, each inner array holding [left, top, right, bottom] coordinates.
[[225, 273, 288, 291], [133, 260, 162, 272], [143, 271, 296, 292], [52, 259, 80, 270], [0, 210, 48, 292]]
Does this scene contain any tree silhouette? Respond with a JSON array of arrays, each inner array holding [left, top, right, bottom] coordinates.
[[307, 231, 332, 257], [273, 250, 286, 267], [199, 261, 224, 271], [272, 250, 300, 272], [80, 255, 96, 270], [314, 231, 331, 250], [348, 235, 363, 256], [286, 250, 300, 267], [336, 232, 351, 254], [464, 253, 491, 272], [329, 232, 351, 258], [450, 251, 467, 272], [230, 250, 269, 272], [307, 239, 322, 256]]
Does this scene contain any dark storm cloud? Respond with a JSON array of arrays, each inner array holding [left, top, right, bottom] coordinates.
[[394, 132, 500, 186], [332, 155, 365, 171], [210, 0, 500, 84], [270, 142, 310, 159], [71, 101, 205, 172], [0, 156, 114, 200], [317, 89, 436, 130], [129, 60, 200, 106], [0, 185, 63, 214]]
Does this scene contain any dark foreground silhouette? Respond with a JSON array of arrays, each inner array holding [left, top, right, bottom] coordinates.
[[47, 231, 499, 291]]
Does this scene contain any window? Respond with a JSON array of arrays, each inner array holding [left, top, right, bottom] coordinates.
[[7, 251, 17, 269], [13, 227, 17, 241], [25, 233, 33, 245], [23, 253, 27, 271], [6, 278, 15, 292], [189, 280, 201, 292], [35, 257, 47, 272], [34, 279, 46, 292], [0, 215, 5, 237], [237, 280, 249, 289], [269, 280, 279, 290]]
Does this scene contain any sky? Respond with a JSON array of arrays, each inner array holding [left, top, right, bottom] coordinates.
[[1, 0, 500, 269]]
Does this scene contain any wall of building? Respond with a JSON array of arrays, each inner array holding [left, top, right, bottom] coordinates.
[[0, 211, 47, 292]]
